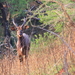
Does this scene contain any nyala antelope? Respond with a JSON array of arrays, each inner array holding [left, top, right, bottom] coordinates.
[[12, 18, 30, 62]]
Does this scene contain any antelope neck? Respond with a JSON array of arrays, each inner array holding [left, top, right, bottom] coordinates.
[[17, 36, 24, 46]]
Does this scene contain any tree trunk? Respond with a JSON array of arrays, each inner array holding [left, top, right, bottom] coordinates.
[[0, 2, 11, 37]]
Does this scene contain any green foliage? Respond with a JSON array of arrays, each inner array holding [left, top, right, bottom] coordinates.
[[0, 0, 31, 17], [4, 0, 33, 17], [54, 22, 63, 33], [8, 0, 28, 16], [47, 2, 56, 6], [0, 0, 5, 3], [39, 10, 58, 25], [31, 32, 56, 50], [38, 10, 63, 34]]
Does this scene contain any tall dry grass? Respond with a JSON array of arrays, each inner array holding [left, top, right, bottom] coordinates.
[[0, 46, 73, 75], [0, 30, 75, 75], [0, 45, 63, 75]]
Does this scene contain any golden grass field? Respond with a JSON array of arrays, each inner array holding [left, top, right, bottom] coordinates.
[[0, 30, 75, 75]]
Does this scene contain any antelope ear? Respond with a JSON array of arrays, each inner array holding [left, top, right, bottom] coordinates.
[[24, 26, 29, 29], [10, 26, 16, 31]]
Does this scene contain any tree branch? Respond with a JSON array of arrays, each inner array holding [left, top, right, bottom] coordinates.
[[32, 25, 75, 55]]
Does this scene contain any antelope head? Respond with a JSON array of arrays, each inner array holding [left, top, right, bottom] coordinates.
[[12, 18, 29, 37]]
